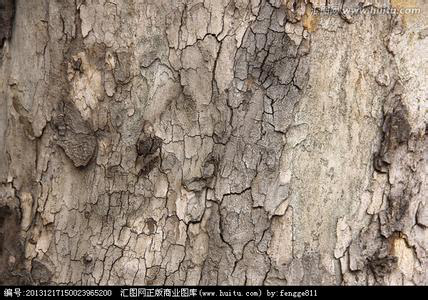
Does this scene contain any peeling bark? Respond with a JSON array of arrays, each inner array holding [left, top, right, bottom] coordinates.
[[0, 0, 426, 285]]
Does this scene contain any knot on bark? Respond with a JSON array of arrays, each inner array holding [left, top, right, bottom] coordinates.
[[374, 102, 411, 173], [136, 133, 162, 157], [368, 254, 398, 279], [136, 131, 162, 176], [53, 101, 96, 168], [0, 0, 15, 48]]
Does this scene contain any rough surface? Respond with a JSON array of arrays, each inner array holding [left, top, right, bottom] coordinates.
[[53, 100, 97, 168], [0, 0, 426, 285]]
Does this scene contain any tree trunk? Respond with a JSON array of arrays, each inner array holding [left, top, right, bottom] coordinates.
[[0, 0, 426, 285]]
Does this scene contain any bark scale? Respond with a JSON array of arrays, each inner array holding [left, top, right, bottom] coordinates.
[[0, 0, 426, 285]]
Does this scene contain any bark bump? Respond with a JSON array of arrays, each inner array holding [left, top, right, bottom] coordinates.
[[53, 100, 97, 168]]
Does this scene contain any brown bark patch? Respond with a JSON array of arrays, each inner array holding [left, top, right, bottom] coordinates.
[[0, 0, 15, 47], [0, 205, 31, 285], [53, 100, 97, 168]]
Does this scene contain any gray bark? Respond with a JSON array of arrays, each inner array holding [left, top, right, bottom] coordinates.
[[0, 0, 427, 285]]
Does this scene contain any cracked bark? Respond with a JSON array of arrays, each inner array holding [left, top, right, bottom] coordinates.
[[0, 0, 427, 285]]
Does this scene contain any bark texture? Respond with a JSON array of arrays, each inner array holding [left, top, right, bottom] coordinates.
[[0, 0, 427, 285]]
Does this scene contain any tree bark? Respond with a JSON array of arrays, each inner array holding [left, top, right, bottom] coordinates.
[[0, 0, 426, 285]]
